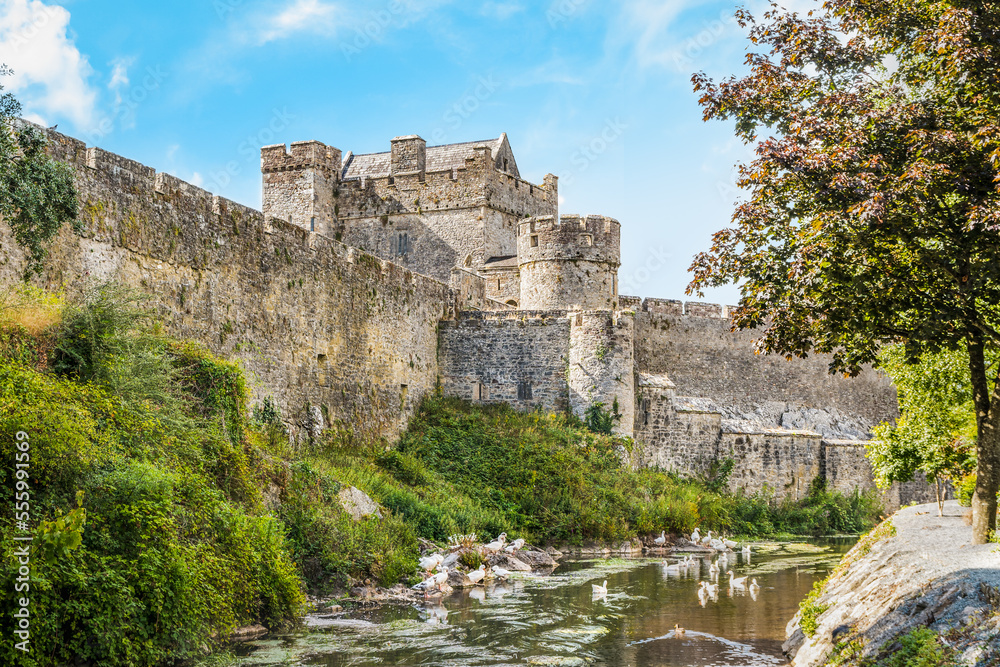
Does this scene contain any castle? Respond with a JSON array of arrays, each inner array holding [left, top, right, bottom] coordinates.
[[0, 127, 934, 508]]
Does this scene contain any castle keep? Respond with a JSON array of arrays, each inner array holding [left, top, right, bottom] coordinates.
[[0, 128, 933, 508]]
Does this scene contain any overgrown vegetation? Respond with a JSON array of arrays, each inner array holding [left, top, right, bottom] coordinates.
[[0, 284, 887, 666], [0, 64, 80, 277], [799, 578, 830, 638]]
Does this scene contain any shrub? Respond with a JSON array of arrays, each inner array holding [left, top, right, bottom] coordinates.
[[880, 628, 955, 667], [799, 578, 830, 638]]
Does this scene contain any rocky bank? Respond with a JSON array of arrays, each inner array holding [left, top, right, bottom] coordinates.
[[784, 501, 1000, 666]]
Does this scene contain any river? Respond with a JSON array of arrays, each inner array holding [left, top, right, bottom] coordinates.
[[229, 541, 850, 667]]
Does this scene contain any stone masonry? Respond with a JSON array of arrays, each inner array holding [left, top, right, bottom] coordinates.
[[0, 124, 936, 508]]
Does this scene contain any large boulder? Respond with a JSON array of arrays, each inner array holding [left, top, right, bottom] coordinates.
[[514, 549, 557, 569], [338, 486, 382, 521], [488, 553, 532, 572]]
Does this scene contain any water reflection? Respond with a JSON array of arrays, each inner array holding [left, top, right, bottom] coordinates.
[[232, 542, 849, 667]]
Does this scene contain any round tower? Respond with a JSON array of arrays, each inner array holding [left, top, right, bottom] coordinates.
[[517, 214, 621, 311]]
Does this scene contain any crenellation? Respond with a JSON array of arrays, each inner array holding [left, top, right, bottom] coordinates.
[[684, 301, 723, 318]]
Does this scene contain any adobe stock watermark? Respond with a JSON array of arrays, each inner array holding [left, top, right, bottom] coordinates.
[[4, 3, 61, 47], [671, 10, 738, 71], [341, 1, 414, 62], [12, 431, 32, 654], [559, 117, 628, 187], [619, 246, 672, 295], [86, 66, 168, 144], [213, 0, 244, 20], [547, 0, 587, 28], [208, 108, 297, 192], [426, 75, 501, 145]]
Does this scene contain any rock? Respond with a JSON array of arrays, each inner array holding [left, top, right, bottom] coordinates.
[[440, 551, 462, 570], [338, 486, 382, 521], [545, 547, 564, 559], [489, 553, 532, 572], [230, 624, 269, 642], [514, 549, 557, 569], [447, 569, 475, 588]]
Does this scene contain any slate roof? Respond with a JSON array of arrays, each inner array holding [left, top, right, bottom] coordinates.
[[342, 137, 506, 181], [482, 255, 519, 270]]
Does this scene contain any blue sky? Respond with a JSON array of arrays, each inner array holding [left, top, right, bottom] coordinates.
[[0, 0, 817, 303]]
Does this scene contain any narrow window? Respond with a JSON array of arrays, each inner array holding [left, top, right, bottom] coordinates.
[[310, 217, 315, 232], [473, 383, 488, 402], [400, 384, 409, 410], [530, 235, 539, 248], [497, 278, 501, 290], [643, 399, 651, 426], [317, 354, 328, 386], [517, 381, 533, 400], [581, 234, 593, 247]]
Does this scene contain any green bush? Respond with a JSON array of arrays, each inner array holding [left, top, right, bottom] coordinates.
[[799, 578, 830, 638], [879, 627, 955, 667], [956, 473, 976, 507]]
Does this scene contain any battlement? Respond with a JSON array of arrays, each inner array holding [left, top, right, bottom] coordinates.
[[640, 298, 738, 319], [517, 214, 621, 267], [261, 140, 343, 177]]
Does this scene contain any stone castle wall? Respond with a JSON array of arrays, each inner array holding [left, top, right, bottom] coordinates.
[[0, 127, 460, 442], [438, 311, 571, 412], [567, 311, 635, 436], [632, 298, 899, 431]]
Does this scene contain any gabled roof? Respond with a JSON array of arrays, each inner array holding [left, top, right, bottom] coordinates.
[[341, 134, 518, 180]]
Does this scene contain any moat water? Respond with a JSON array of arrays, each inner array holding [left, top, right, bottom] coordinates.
[[229, 541, 851, 667]]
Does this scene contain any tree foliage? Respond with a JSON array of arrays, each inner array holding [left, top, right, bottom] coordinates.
[[868, 344, 980, 513], [0, 65, 80, 277], [689, 0, 1000, 542]]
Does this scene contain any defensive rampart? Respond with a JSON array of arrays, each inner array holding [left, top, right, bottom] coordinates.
[[0, 126, 460, 442]]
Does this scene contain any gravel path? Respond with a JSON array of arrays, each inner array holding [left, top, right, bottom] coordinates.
[[784, 500, 1000, 667]]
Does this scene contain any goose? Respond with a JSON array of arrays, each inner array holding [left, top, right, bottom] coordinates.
[[492, 566, 512, 580], [697, 582, 709, 606], [749, 578, 760, 601], [419, 553, 444, 572], [708, 560, 720, 576], [419, 573, 439, 591], [469, 587, 486, 602], [729, 572, 748, 589], [484, 533, 507, 553], [742, 545, 752, 557], [592, 580, 608, 596], [701, 531, 714, 547], [710, 538, 727, 551], [674, 624, 686, 637], [724, 538, 738, 550], [706, 582, 719, 596], [654, 531, 667, 546], [467, 565, 487, 585], [663, 561, 682, 575], [691, 527, 701, 543]]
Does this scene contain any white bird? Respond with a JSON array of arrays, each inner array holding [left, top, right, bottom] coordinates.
[[701, 531, 713, 546], [691, 528, 701, 543], [431, 567, 449, 589], [663, 561, 681, 575], [709, 560, 720, 576], [592, 580, 608, 596], [503, 537, 526, 553], [492, 566, 512, 580], [749, 578, 760, 600], [469, 587, 486, 602], [729, 572, 748, 589], [654, 531, 667, 546], [724, 538, 738, 550], [742, 545, 752, 557], [710, 538, 727, 551], [467, 565, 487, 585], [749, 578, 760, 592], [484, 533, 507, 553], [706, 582, 719, 597], [419, 553, 444, 572]]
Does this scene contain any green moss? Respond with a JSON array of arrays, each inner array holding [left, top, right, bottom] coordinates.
[[799, 577, 830, 637]]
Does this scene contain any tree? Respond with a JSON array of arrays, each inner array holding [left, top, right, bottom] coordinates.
[[0, 64, 80, 277], [868, 344, 979, 515], [688, 1, 1000, 543]]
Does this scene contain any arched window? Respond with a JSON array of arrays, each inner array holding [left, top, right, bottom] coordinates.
[[506, 300, 518, 308]]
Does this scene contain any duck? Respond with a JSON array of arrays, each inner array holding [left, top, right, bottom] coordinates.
[[674, 624, 686, 637], [710, 538, 727, 551], [592, 580, 608, 596], [431, 567, 449, 589], [706, 582, 720, 597], [484, 533, 507, 553], [492, 566, 512, 580], [708, 560, 720, 576], [729, 572, 748, 589], [654, 531, 667, 546], [663, 561, 682, 575], [691, 527, 701, 543], [749, 578, 760, 593], [503, 538, 526, 553], [742, 544, 752, 557], [724, 538, 738, 550], [419, 553, 444, 572], [467, 565, 487, 585]]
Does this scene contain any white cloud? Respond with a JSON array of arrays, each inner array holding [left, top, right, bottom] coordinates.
[[0, 0, 98, 129], [257, 0, 341, 44], [480, 2, 524, 20], [190, 172, 204, 187], [108, 56, 134, 106]]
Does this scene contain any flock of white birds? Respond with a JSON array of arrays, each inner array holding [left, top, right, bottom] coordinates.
[[592, 527, 762, 608], [415, 532, 526, 597]]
